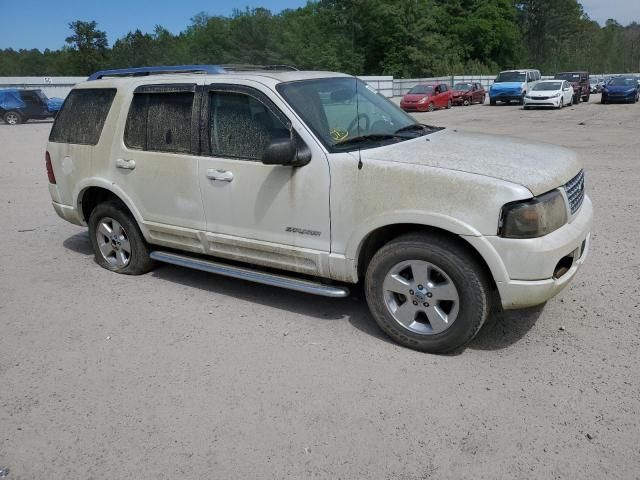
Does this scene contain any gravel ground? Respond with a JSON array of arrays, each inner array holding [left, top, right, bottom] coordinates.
[[1, 95, 639, 479]]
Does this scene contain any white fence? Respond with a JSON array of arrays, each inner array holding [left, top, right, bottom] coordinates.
[[0, 77, 86, 98], [1, 72, 637, 99]]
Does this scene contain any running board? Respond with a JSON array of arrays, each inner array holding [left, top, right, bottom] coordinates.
[[150, 251, 350, 298]]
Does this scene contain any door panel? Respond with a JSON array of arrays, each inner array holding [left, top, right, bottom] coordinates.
[[109, 84, 205, 231], [198, 85, 331, 254]]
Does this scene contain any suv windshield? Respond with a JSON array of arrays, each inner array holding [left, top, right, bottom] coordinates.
[[495, 72, 526, 83], [555, 73, 580, 82], [278, 77, 431, 151], [408, 85, 433, 95], [453, 83, 473, 91], [608, 77, 636, 87], [533, 82, 562, 91]]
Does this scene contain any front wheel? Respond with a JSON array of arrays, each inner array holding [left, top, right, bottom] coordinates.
[[427, 102, 435, 112], [3, 111, 22, 125], [558, 98, 564, 109], [446, 99, 452, 109], [365, 233, 491, 353], [88, 201, 156, 275], [489, 98, 496, 106]]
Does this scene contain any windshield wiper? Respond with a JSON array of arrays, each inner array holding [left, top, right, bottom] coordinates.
[[334, 134, 402, 148], [394, 123, 442, 136]]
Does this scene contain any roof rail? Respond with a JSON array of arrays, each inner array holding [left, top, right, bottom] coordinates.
[[221, 64, 299, 72], [88, 65, 225, 81]]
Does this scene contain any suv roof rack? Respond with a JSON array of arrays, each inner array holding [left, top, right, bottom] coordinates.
[[88, 65, 226, 81], [221, 64, 299, 72]]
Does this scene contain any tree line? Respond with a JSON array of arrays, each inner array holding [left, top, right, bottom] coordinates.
[[1, 0, 639, 78]]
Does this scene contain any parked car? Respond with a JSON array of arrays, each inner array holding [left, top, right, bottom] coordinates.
[[524, 80, 575, 109], [489, 69, 541, 105], [451, 82, 486, 106], [400, 83, 453, 112], [46, 65, 592, 354], [601, 77, 640, 104], [554, 71, 590, 103], [589, 77, 602, 93], [0, 88, 63, 125]]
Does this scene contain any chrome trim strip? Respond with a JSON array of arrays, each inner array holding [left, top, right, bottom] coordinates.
[[150, 251, 350, 298]]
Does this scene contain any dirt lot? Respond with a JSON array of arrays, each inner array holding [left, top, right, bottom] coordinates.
[[1, 95, 639, 479]]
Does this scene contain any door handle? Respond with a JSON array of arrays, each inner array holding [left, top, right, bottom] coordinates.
[[115, 158, 136, 170], [206, 169, 234, 182]]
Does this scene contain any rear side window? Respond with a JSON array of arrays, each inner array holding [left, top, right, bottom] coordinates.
[[49, 89, 116, 145], [124, 92, 194, 154]]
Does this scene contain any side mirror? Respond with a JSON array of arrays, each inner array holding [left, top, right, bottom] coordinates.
[[261, 136, 311, 167]]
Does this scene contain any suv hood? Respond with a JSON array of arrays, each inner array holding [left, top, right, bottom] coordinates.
[[491, 82, 524, 91], [360, 129, 582, 196]]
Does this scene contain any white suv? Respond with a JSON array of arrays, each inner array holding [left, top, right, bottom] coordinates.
[[46, 66, 592, 353]]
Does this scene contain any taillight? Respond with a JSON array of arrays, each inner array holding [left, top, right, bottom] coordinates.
[[45, 151, 56, 184]]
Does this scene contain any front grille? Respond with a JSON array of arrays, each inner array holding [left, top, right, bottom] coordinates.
[[564, 169, 585, 214]]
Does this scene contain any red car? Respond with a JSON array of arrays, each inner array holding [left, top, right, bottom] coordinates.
[[400, 83, 453, 112], [451, 82, 486, 106]]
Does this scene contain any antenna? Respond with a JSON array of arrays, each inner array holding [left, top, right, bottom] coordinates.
[[355, 78, 363, 170]]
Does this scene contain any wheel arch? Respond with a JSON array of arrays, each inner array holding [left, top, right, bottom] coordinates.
[[76, 182, 148, 239], [354, 222, 504, 292]]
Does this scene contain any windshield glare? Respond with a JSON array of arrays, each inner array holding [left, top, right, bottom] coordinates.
[[608, 78, 636, 86], [534, 82, 562, 91], [555, 73, 579, 81], [278, 77, 421, 151], [495, 72, 526, 83], [408, 85, 433, 95], [454, 83, 473, 91]]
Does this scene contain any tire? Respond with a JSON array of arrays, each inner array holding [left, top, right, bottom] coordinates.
[[462, 99, 470, 107], [3, 111, 22, 125], [446, 99, 452, 109], [582, 94, 590, 102], [558, 98, 564, 109], [490, 98, 496, 106], [481, 95, 486, 104], [519, 95, 525, 105], [364, 232, 491, 353], [427, 102, 435, 112], [573, 94, 580, 105], [88, 201, 156, 275]]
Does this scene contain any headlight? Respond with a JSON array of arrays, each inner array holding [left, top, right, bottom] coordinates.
[[418, 97, 428, 104], [500, 189, 567, 238], [552, 92, 561, 98], [524, 94, 532, 99]]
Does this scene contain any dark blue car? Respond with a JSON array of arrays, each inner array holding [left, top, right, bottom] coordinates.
[[0, 88, 63, 125], [601, 77, 639, 104]]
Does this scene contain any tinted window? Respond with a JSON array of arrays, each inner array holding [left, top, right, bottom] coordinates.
[[49, 89, 116, 145], [408, 85, 433, 94], [124, 92, 194, 153], [209, 91, 288, 160], [496, 72, 526, 83]]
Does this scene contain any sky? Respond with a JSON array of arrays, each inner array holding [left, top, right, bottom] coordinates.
[[0, 0, 638, 51]]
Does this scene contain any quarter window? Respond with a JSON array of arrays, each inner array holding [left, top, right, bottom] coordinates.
[[49, 89, 116, 145], [209, 91, 288, 160], [124, 91, 194, 153]]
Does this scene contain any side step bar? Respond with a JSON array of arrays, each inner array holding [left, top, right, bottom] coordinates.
[[150, 251, 350, 298]]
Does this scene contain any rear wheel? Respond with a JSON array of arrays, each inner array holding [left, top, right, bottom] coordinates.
[[88, 201, 156, 275], [3, 111, 22, 125], [365, 232, 491, 353]]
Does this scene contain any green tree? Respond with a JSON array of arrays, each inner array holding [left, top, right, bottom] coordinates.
[[65, 20, 108, 74]]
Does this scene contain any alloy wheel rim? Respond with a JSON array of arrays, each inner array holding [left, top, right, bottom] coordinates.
[[6, 113, 18, 125], [96, 217, 131, 267], [382, 260, 460, 335]]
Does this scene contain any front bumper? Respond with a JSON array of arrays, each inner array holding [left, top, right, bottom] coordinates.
[[602, 91, 637, 102], [524, 96, 562, 108], [490, 92, 523, 103], [466, 195, 593, 310], [400, 102, 429, 111]]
